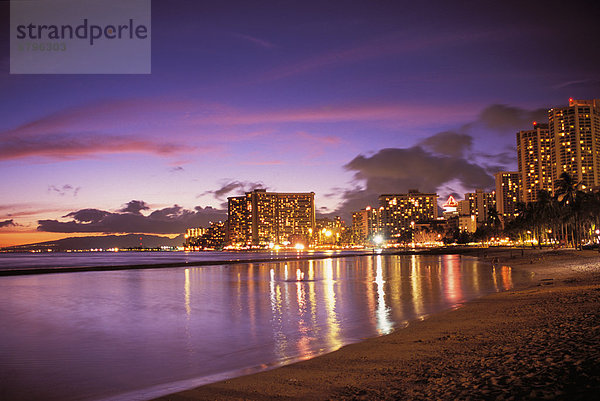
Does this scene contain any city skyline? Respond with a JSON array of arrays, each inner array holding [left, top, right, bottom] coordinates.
[[2, 1, 600, 247]]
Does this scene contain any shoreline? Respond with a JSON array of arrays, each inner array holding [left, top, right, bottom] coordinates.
[[156, 248, 600, 400], [0, 246, 512, 277]]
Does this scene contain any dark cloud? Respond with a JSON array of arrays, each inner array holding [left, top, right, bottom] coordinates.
[[0, 219, 16, 228], [64, 209, 110, 223], [478, 104, 547, 132], [48, 184, 80, 197], [118, 200, 150, 215], [39, 202, 227, 234], [419, 131, 472, 158], [346, 147, 493, 193], [201, 180, 267, 199], [331, 146, 494, 220]]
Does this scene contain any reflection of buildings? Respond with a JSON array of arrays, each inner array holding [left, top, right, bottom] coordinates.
[[549, 98, 600, 192], [517, 122, 553, 203], [227, 189, 315, 246], [494, 171, 521, 225]]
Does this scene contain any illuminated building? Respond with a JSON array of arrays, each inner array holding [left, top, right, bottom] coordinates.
[[517, 122, 553, 203], [459, 189, 496, 225], [442, 195, 459, 219], [184, 227, 207, 247], [227, 195, 251, 246], [185, 222, 225, 249], [352, 206, 383, 244], [458, 215, 477, 233], [227, 189, 315, 246], [315, 216, 347, 245], [548, 98, 600, 192], [378, 190, 438, 238], [494, 172, 521, 225]]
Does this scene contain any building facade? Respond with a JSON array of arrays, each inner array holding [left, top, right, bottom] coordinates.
[[351, 206, 383, 244], [227, 189, 315, 246], [549, 98, 600, 192], [517, 122, 553, 203], [494, 172, 521, 225], [378, 190, 438, 238], [461, 189, 496, 225]]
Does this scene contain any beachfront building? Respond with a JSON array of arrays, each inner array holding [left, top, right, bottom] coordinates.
[[548, 98, 600, 192], [378, 190, 438, 239], [315, 216, 347, 245], [495, 172, 521, 225], [185, 222, 226, 249], [352, 206, 383, 245], [227, 189, 315, 247], [517, 122, 553, 203], [227, 195, 252, 246], [459, 189, 496, 226]]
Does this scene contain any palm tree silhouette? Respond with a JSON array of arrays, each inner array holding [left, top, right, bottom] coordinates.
[[554, 172, 584, 249]]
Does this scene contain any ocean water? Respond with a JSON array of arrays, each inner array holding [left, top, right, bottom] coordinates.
[[0, 253, 530, 400]]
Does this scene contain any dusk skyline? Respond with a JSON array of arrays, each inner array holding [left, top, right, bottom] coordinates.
[[2, 0, 600, 247]]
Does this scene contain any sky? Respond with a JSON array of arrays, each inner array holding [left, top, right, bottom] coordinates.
[[1, 0, 600, 247]]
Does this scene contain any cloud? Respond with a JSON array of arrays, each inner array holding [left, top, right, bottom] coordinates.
[[38, 202, 227, 234], [419, 131, 472, 158], [0, 132, 194, 161], [478, 104, 547, 132], [552, 79, 600, 90], [48, 184, 80, 197], [118, 200, 150, 215], [346, 146, 493, 193], [257, 30, 492, 82], [0, 219, 16, 228], [201, 180, 267, 200], [231, 32, 276, 49], [330, 145, 494, 220]]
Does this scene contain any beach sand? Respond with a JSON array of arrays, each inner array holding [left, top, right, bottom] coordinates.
[[156, 248, 600, 400]]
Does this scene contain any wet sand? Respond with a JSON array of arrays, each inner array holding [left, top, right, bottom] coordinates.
[[157, 248, 600, 400]]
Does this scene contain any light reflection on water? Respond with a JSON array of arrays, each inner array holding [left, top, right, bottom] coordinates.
[[0, 254, 530, 401]]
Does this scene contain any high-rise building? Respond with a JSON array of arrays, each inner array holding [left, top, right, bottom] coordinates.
[[548, 98, 600, 192], [378, 190, 438, 238], [517, 122, 553, 203], [495, 172, 521, 224], [461, 189, 496, 225], [351, 206, 382, 244], [227, 195, 251, 245], [227, 189, 315, 246]]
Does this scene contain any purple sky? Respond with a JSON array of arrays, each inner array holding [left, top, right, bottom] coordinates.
[[1, 0, 600, 246]]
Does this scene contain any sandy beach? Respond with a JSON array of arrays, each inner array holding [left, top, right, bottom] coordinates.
[[157, 248, 600, 400]]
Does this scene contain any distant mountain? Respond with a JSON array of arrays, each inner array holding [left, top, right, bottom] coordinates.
[[1, 234, 185, 252]]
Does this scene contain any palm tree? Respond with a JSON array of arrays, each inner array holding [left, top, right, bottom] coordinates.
[[535, 189, 557, 247], [554, 172, 584, 249]]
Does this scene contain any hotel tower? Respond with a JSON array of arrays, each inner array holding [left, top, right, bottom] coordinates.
[[517, 122, 553, 203], [548, 98, 600, 192]]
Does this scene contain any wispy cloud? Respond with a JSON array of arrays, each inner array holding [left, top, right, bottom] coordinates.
[[48, 184, 81, 197], [231, 32, 277, 49], [256, 30, 494, 82], [0, 132, 196, 161]]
